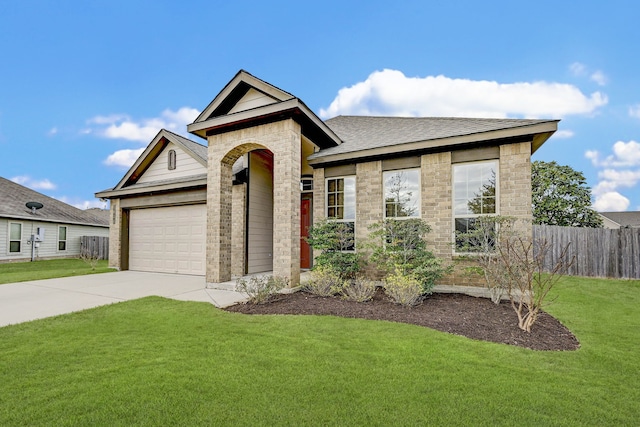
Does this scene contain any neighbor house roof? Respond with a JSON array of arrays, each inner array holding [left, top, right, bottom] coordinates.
[[0, 177, 109, 227], [308, 116, 558, 165], [599, 211, 640, 228]]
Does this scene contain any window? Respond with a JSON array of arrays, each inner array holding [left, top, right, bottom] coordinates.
[[326, 176, 356, 251], [9, 223, 21, 253], [384, 169, 420, 218], [58, 226, 67, 251], [453, 160, 498, 250], [168, 149, 177, 170]]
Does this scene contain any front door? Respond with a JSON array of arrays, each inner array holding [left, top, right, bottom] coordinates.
[[300, 198, 312, 269]]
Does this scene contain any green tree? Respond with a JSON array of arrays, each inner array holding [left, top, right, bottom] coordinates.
[[532, 160, 603, 228]]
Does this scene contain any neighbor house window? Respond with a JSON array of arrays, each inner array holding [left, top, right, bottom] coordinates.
[[453, 160, 498, 251], [58, 226, 67, 251], [168, 149, 177, 170], [384, 169, 420, 218], [9, 223, 22, 253], [326, 176, 356, 251]]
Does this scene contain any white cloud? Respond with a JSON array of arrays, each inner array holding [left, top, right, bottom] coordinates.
[[48, 127, 58, 136], [319, 69, 607, 119], [590, 71, 608, 86], [570, 62, 587, 76], [629, 105, 640, 119], [88, 107, 200, 143], [593, 191, 630, 211], [11, 175, 57, 190], [585, 140, 640, 168], [553, 130, 575, 139], [56, 196, 107, 210], [104, 148, 145, 168]]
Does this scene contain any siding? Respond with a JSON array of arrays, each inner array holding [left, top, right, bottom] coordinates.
[[247, 150, 274, 274], [137, 142, 206, 184], [228, 88, 277, 114], [0, 218, 109, 261]]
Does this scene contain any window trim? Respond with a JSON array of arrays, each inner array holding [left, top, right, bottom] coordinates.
[[58, 225, 68, 252], [168, 149, 177, 170], [325, 175, 356, 251], [452, 159, 500, 254], [383, 168, 421, 220], [8, 222, 22, 254]]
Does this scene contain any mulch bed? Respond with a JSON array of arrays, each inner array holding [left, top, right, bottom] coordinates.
[[225, 289, 580, 351]]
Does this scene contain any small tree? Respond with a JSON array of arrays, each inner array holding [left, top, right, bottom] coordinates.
[[459, 216, 574, 332], [368, 218, 451, 294], [306, 219, 362, 281]]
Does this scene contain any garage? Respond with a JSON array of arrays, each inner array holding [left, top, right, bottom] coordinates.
[[129, 204, 206, 275]]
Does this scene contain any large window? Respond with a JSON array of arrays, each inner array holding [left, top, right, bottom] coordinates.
[[9, 223, 22, 253], [58, 226, 67, 251], [384, 169, 420, 218], [326, 176, 356, 251], [453, 160, 498, 250]]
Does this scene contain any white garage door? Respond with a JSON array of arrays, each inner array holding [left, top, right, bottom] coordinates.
[[129, 204, 206, 275]]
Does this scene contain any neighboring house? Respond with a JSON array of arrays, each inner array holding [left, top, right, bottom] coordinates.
[[0, 177, 109, 262], [97, 70, 558, 287], [599, 211, 640, 229]]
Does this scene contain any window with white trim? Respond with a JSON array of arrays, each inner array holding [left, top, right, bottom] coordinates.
[[326, 176, 356, 251], [58, 226, 67, 251], [453, 160, 498, 250], [9, 222, 22, 253], [383, 169, 420, 219]]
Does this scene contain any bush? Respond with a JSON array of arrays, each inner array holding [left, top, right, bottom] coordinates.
[[383, 269, 423, 307], [368, 218, 450, 293], [236, 275, 288, 304], [304, 265, 344, 297], [340, 277, 378, 302], [306, 219, 363, 280]]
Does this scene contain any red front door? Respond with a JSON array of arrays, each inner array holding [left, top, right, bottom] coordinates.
[[300, 198, 311, 269]]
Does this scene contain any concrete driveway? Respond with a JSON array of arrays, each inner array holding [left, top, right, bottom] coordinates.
[[0, 271, 247, 328]]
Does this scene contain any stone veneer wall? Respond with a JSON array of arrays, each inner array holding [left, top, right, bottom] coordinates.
[[206, 119, 301, 286], [355, 161, 383, 277], [108, 198, 121, 270], [231, 183, 246, 277]]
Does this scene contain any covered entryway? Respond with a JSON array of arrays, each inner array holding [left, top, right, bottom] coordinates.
[[129, 204, 206, 275]]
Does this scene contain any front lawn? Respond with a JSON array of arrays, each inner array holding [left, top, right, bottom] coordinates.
[[0, 276, 638, 425], [0, 258, 115, 284]]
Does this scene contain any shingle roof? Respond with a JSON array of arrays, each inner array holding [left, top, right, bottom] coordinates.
[[163, 129, 207, 162], [310, 116, 558, 159], [599, 211, 640, 228], [0, 177, 108, 226]]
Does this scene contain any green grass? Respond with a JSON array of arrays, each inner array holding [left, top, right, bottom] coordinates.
[[0, 276, 638, 426], [0, 258, 115, 284]]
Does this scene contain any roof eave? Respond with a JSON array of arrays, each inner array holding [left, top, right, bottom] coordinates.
[[95, 177, 207, 199], [308, 120, 558, 166], [0, 214, 109, 228]]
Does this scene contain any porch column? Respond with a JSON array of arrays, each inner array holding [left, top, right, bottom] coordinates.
[[206, 157, 233, 284], [272, 120, 302, 286]]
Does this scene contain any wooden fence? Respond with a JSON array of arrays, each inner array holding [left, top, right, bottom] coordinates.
[[533, 225, 640, 279], [80, 236, 109, 260]]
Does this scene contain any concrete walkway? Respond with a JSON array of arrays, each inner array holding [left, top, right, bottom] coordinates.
[[0, 271, 248, 328]]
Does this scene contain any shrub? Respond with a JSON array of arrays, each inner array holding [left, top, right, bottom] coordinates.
[[368, 218, 450, 294], [340, 277, 378, 302], [304, 265, 344, 297], [383, 269, 423, 307], [236, 275, 288, 304], [306, 219, 363, 280]]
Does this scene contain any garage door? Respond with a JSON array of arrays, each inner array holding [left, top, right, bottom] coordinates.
[[129, 204, 206, 275]]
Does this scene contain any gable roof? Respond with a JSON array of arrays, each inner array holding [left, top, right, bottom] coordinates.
[[308, 116, 559, 165], [187, 70, 342, 149], [108, 128, 207, 192], [599, 211, 640, 228], [0, 177, 108, 227]]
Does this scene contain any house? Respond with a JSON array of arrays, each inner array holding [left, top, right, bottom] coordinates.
[[0, 177, 109, 262], [599, 211, 640, 229], [96, 70, 558, 288]]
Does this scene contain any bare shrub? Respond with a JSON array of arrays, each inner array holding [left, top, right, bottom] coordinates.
[[341, 277, 378, 302], [236, 275, 288, 304], [304, 265, 343, 297], [80, 252, 100, 271], [383, 269, 423, 307]]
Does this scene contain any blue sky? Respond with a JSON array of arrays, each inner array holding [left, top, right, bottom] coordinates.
[[1, 0, 639, 211]]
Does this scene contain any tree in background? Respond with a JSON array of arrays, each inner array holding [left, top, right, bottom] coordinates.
[[532, 160, 603, 228]]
